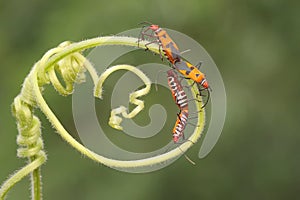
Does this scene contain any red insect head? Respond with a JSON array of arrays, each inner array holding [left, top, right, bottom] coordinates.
[[173, 135, 180, 143], [149, 24, 159, 31], [201, 79, 209, 89]]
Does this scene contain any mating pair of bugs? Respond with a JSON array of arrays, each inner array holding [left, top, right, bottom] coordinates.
[[138, 22, 211, 143]]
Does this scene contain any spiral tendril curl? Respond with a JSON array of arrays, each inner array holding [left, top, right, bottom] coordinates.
[[0, 36, 205, 200], [94, 64, 152, 130]]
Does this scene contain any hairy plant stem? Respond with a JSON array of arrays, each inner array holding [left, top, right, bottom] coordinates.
[[0, 36, 205, 200]]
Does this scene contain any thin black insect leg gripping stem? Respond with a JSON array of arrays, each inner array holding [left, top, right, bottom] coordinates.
[[201, 89, 210, 109], [138, 27, 151, 47]]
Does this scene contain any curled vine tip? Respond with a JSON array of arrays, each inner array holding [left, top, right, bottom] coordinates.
[[31, 36, 204, 170], [94, 64, 151, 130], [109, 106, 127, 130], [1, 36, 206, 199]]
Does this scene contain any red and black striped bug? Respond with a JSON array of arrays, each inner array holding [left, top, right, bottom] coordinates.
[[138, 22, 211, 108], [167, 69, 189, 143], [167, 70, 188, 111], [172, 110, 189, 143], [166, 70, 197, 164]]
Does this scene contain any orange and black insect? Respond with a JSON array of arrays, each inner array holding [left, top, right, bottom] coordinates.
[[172, 110, 189, 143], [167, 70, 189, 143], [173, 60, 209, 89], [139, 22, 211, 108], [138, 22, 181, 64], [166, 70, 199, 165], [173, 60, 211, 108]]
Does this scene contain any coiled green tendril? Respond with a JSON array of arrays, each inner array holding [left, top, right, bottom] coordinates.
[[94, 64, 152, 130], [0, 36, 205, 200]]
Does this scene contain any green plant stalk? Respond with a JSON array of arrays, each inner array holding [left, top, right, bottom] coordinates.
[[30, 157, 42, 200], [0, 36, 205, 199], [0, 153, 46, 199], [32, 36, 205, 168]]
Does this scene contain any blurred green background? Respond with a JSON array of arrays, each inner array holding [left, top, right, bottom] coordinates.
[[1, 0, 299, 199]]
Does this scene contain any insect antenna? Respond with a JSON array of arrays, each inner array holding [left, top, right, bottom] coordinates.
[[138, 21, 153, 26], [195, 61, 203, 69], [180, 147, 196, 165], [163, 140, 196, 165], [175, 139, 196, 165], [180, 49, 191, 55]]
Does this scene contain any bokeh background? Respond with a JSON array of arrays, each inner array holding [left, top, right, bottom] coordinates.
[[1, 0, 299, 199]]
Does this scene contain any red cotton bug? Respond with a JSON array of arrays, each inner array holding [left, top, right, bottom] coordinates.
[[172, 110, 189, 143], [139, 22, 211, 108], [138, 21, 181, 64], [172, 60, 211, 108], [167, 69, 189, 143], [167, 70, 188, 110], [166, 71, 197, 165], [173, 60, 209, 90]]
